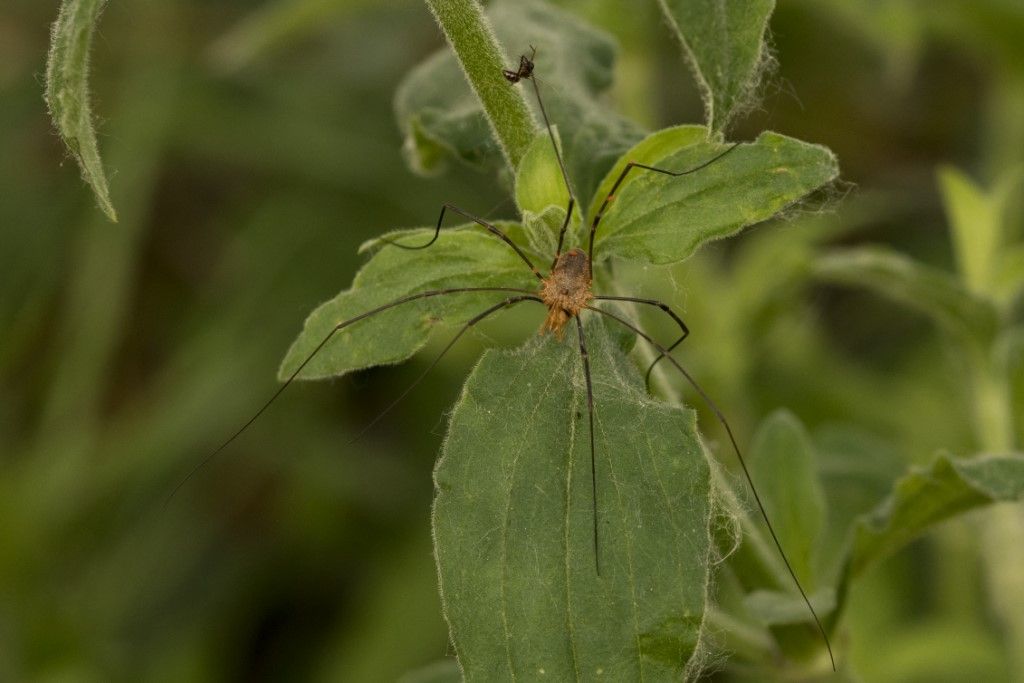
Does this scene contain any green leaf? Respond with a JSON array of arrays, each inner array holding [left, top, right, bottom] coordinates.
[[396, 49, 504, 176], [278, 227, 538, 380], [657, 0, 775, 132], [515, 128, 570, 218], [434, 323, 713, 680], [515, 129, 571, 257], [45, 0, 118, 222], [938, 165, 1021, 298], [847, 453, 1024, 578], [813, 246, 1000, 347], [591, 127, 838, 265], [749, 410, 825, 587], [395, 0, 644, 203]]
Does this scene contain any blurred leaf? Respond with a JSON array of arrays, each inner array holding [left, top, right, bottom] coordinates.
[[434, 323, 712, 679], [814, 426, 904, 580], [656, 0, 775, 132], [314, 532, 448, 682], [279, 227, 538, 380], [859, 621, 1010, 683], [847, 453, 1024, 578], [814, 247, 1000, 347], [398, 660, 462, 683], [745, 587, 835, 626], [45, 0, 117, 222], [750, 410, 825, 587], [395, 0, 644, 202], [209, 0, 361, 72], [798, 0, 924, 87], [1000, 326, 1024, 449], [995, 243, 1024, 306], [938, 165, 1022, 299], [593, 127, 838, 265], [928, 0, 1024, 75]]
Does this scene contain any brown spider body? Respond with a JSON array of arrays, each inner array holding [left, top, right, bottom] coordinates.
[[539, 248, 592, 337]]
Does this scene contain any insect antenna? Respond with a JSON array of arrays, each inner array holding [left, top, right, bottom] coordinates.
[[346, 294, 543, 445], [506, 47, 577, 265], [163, 285, 535, 507], [572, 316, 600, 575], [584, 304, 837, 672]]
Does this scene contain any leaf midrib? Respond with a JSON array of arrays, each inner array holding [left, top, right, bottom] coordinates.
[[500, 344, 575, 679]]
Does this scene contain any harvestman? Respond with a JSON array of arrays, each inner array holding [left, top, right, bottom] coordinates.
[[172, 49, 836, 670]]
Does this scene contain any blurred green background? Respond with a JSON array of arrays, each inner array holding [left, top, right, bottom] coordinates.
[[2, 0, 1024, 681]]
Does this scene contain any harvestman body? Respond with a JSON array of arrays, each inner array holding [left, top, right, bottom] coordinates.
[[172, 48, 836, 671]]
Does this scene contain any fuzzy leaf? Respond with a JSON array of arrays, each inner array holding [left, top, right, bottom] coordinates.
[[396, 49, 502, 175], [749, 410, 825, 587], [515, 129, 571, 257], [279, 226, 538, 380], [45, 0, 117, 221], [814, 246, 1000, 347], [434, 323, 713, 680], [591, 126, 838, 265], [515, 128, 570, 218], [395, 0, 643, 203], [657, 0, 775, 132], [847, 453, 1024, 579]]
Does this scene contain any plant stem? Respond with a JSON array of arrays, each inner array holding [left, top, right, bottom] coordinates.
[[423, 0, 536, 171], [970, 337, 1024, 678], [969, 347, 1014, 454]]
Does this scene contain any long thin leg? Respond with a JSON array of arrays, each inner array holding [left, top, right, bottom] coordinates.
[[573, 316, 600, 575], [508, 51, 577, 266], [587, 142, 742, 277], [348, 295, 544, 444], [524, 73, 577, 267], [551, 197, 575, 269], [380, 203, 544, 281], [164, 286, 536, 506], [584, 304, 837, 672], [593, 295, 690, 391]]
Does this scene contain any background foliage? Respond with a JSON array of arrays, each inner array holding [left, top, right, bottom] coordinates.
[[3, 0, 1024, 680]]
